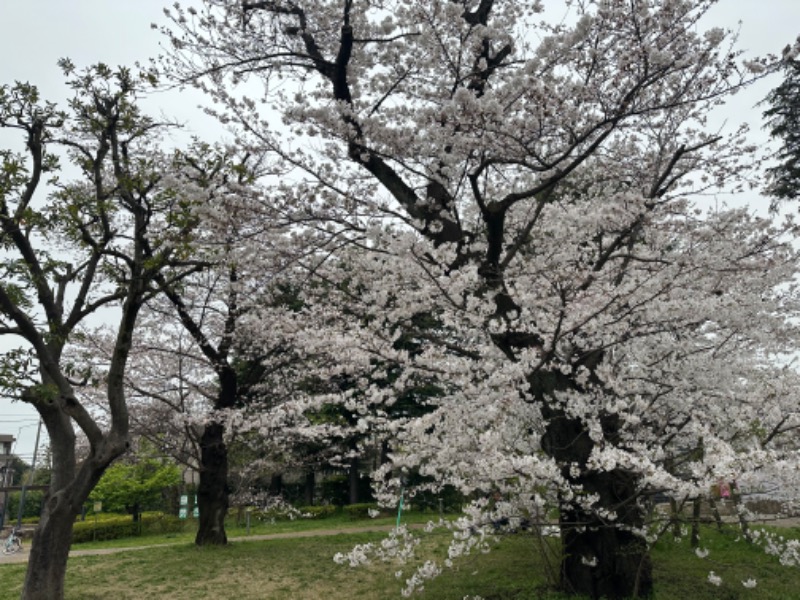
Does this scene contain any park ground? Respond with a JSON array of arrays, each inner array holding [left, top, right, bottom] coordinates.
[[2, 513, 800, 599]]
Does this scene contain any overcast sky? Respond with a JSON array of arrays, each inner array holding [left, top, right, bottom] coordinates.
[[0, 0, 798, 462]]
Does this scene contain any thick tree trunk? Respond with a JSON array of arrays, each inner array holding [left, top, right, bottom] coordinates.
[[130, 502, 141, 523], [22, 496, 77, 600], [195, 421, 229, 545], [348, 455, 360, 505], [542, 408, 653, 599], [195, 368, 237, 546], [21, 433, 125, 600], [559, 503, 652, 600], [304, 470, 315, 506], [269, 473, 283, 497]]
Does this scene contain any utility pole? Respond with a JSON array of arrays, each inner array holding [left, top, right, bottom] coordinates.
[[0, 432, 16, 526], [16, 418, 42, 528]]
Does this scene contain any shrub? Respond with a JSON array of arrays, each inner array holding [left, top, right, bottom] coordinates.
[[297, 505, 339, 519], [71, 512, 185, 543], [238, 504, 339, 522], [343, 503, 380, 520], [6, 490, 44, 520]]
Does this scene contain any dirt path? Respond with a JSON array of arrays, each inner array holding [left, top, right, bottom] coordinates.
[[0, 524, 413, 566]]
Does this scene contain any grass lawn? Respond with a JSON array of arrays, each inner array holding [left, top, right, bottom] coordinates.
[[66, 511, 441, 550], [1, 520, 799, 599]]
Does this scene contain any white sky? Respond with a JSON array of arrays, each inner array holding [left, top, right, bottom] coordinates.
[[0, 0, 798, 462]]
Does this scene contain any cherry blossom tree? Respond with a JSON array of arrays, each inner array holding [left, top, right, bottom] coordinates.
[[160, 1, 799, 597], [84, 144, 309, 544], [121, 322, 209, 474], [0, 63, 203, 600], [144, 147, 271, 545]]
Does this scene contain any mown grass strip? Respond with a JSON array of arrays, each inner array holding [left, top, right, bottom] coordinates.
[[1, 523, 799, 599]]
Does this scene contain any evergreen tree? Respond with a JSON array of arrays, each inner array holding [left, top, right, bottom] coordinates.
[[764, 38, 800, 202]]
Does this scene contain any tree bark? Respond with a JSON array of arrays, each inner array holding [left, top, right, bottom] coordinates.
[[22, 428, 125, 600], [708, 498, 724, 532], [559, 496, 653, 600], [269, 473, 283, 497], [194, 421, 229, 545], [542, 409, 653, 599], [195, 367, 237, 546], [22, 498, 75, 600], [730, 482, 751, 540], [348, 455, 360, 505], [304, 470, 315, 506], [690, 497, 702, 548]]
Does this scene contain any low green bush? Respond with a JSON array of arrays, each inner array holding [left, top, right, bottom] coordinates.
[[237, 504, 339, 523], [5, 490, 44, 521], [343, 503, 380, 520], [297, 505, 338, 519], [72, 512, 184, 543]]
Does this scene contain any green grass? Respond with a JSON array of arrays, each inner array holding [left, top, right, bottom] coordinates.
[[2, 521, 799, 599], [67, 510, 439, 550], [648, 525, 800, 600], [0, 530, 549, 600]]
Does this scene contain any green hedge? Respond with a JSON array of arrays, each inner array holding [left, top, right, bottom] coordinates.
[[343, 503, 382, 519], [297, 505, 338, 519], [72, 512, 185, 543], [244, 504, 339, 522], [5, 490, 44, 520]]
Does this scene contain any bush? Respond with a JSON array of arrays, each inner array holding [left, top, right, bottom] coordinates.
[[343, 503, 380, 520], [238, 504, 339, 522], [5, 490, 44, 521], [71, 512, 185, 543], [297, 505, 338, 519]]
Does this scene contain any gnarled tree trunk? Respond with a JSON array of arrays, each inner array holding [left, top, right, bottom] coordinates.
[[195, 368, 236, 546], [23, 492, 77, 600], [542, 409, 653, 599], [304, 470, 315, 506], [22, 412, 129, 600], [348, 454, 361, 505], [558, 469, 652, 599], [195, 421, 229, 545]]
